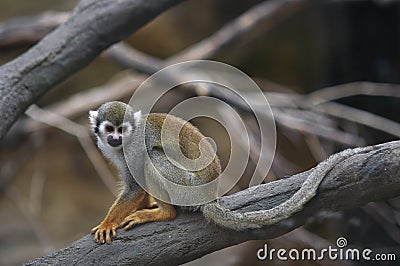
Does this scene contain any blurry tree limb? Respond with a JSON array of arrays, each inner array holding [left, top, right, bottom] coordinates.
[[165, 0, 311, 64], [7, 0, 394, 146], [1, 0, 313, 138], [0, 11, 69, 47], [272, 109, 365, 146], [0, 0, 311, 73], [44, 74, 146, 119], [103, 45, 400, 143], [15, 78, 400, 147], [3, 71, 144, 139], [106, 43, 163, 74], [314, 101, 400, 138], [106, 0, 312, 71], [0, 0, 184, 139], [25, 140, 400, 265], [25, 105, 118, 196], [309, 82, 400, 105]]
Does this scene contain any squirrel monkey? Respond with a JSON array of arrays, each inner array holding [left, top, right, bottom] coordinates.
[[89, 101, 222, 244], [89, 101, 360, 244]]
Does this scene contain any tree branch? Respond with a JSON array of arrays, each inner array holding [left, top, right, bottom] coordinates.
[[25, 140, 400, 265], [0, 11, 69, 47], [0, 0, 184, 139], [165, 0, 311, 64]]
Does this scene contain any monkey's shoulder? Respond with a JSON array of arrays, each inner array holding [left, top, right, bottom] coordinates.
[[144, 113, 208, 158]]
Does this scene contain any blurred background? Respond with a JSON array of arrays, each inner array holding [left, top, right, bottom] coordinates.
[[1, 0, 400, 265]]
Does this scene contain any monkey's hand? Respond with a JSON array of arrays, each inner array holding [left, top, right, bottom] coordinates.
[[91, 221, 119, 244], [90, 192, 150, 244]]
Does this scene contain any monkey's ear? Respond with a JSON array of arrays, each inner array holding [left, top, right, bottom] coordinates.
[[133, 110, 142, 127], [88, 110, 98, 129]]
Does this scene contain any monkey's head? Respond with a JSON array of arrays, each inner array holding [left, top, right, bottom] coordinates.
[[89, 101, 141, 150]]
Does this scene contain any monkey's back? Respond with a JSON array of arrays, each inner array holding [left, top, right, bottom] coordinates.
[[144, 113, 221, 185]]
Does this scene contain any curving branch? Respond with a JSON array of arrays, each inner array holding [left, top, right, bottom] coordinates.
[[25, 140, 400, 265], [0, 0, 184, 139]]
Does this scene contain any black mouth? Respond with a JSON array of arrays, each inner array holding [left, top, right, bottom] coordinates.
[[107, 136, 122, 147]]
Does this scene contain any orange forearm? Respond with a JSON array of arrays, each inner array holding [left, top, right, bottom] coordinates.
[[103, 191, 147, 224], [92, 191, 147, 243]]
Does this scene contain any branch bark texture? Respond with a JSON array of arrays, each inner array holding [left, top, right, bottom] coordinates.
[[25, 140, 400, 265], [0, 0, 183, 139]]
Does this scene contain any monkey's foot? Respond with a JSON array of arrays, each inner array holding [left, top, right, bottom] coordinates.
[[120, 207, 176, 230], [91, 221, 119, 244]]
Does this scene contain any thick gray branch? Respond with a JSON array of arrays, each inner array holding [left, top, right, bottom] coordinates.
[[0, 0, 183, 139], [25, 141, 400, 265]]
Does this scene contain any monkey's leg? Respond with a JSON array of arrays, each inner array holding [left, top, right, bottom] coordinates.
[[120, 148, 187, 230], [120, 200, 176, 230], [91, 191, 148, 244]]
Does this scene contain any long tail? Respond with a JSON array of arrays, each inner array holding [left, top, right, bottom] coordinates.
[[201, 201, 261, 230], [201, 146, 374, 231]]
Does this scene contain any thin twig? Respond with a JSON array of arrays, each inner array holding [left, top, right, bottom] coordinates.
[[314, 101, 400, 138], [309, 81, 400, 105]]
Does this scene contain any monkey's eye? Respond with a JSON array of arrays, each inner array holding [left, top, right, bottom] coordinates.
[[118, 126, 126, 133], [105, 125, 114, 132]]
